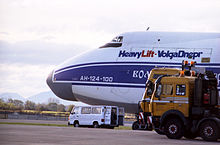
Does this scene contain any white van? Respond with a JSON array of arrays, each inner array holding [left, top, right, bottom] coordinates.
[[68, 106, 124, 128]]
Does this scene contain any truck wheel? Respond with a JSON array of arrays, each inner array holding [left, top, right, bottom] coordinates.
[[93, 122, 99, 128], [74, 121, 79, 127], [199, 120, 219, 141], [164, 118, 184, 139], [132, 121, 139, 130]]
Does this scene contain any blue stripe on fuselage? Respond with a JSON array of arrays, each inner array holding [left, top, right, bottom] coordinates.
[[54, 62, 220, 91], [55, 64, 154, 84], [55, 61, 220, 73]]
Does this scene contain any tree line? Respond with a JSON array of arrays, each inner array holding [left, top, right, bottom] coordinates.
[[0, 98, 74, 112]]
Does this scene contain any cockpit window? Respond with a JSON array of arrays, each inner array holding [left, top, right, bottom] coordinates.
[[111, 36, 123, 42], [99, 43, 122, 48], [99, 36, 123, 48]]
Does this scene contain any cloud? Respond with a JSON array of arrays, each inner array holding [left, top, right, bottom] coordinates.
[[0, 63, 54, 97], [0, 39, 91, 97], [0, 40, 90, 65], [0, 32, 9, 35], [1, 0, 220, 43], [0, 0, 220, 98]]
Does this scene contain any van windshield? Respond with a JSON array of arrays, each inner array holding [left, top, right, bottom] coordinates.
[[71, 107, 79, 114]]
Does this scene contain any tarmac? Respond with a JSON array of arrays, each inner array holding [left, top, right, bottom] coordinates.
[[0, 119, 219, 145]]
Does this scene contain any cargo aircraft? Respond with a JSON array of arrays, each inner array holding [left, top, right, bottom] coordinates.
[[47, 31, 220, 113]]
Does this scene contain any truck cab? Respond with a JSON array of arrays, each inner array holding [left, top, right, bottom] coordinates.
[[133, 68, 180, 130], [150, 76, 195, 117], [141, 68, 180, 113]]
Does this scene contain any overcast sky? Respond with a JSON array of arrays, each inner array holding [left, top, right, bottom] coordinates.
[[0, 0, 220, 97]]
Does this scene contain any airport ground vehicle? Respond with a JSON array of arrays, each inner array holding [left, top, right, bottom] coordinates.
[[139, 61, 220, 141], [132, 67, 181, 130], [68, 105, 124, 128]]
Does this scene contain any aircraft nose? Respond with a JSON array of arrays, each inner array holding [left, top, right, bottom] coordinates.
[[46, 70, 77, 101]]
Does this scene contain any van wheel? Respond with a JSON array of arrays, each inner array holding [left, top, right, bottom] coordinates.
[[74, 121, 79, 127], [199, 120, 219, 141], [93, 122, 99, 128], [164, 118, 184, 139]]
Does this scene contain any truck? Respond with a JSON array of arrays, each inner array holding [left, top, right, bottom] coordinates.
[[68, 105, 124, 129], [139, 61, 220, 141], [132, 67, 181, 130]]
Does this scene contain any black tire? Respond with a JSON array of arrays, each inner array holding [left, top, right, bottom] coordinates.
[[74, 121, 79, 127], [164, 118, 184, 139], [93, 122, 99, 128], [132, 121, 139, 130], [184, 130, 198, 139], [199, 120, 219, 141]]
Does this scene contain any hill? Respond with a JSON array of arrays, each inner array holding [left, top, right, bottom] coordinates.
[[0, 92, 26, 102], [27, 91, 75, 105], [0, 91, 87, 106]]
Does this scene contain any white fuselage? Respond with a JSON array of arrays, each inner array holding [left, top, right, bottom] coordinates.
[[48, 31, 220, 113]]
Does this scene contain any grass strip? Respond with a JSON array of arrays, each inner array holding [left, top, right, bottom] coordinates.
[[114, 126, 132, 130], [0, 122, 132, 130], [0, 122, 68, 127]]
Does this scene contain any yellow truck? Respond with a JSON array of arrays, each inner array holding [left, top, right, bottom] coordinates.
[[139, 61, 220, 141], [132, 67, 180, 131]]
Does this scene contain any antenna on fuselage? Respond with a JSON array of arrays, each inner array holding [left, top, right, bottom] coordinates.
[[146, 27, 150, 31]]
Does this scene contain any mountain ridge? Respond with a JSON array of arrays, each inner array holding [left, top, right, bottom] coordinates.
[[0, 91, 86, 106]]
